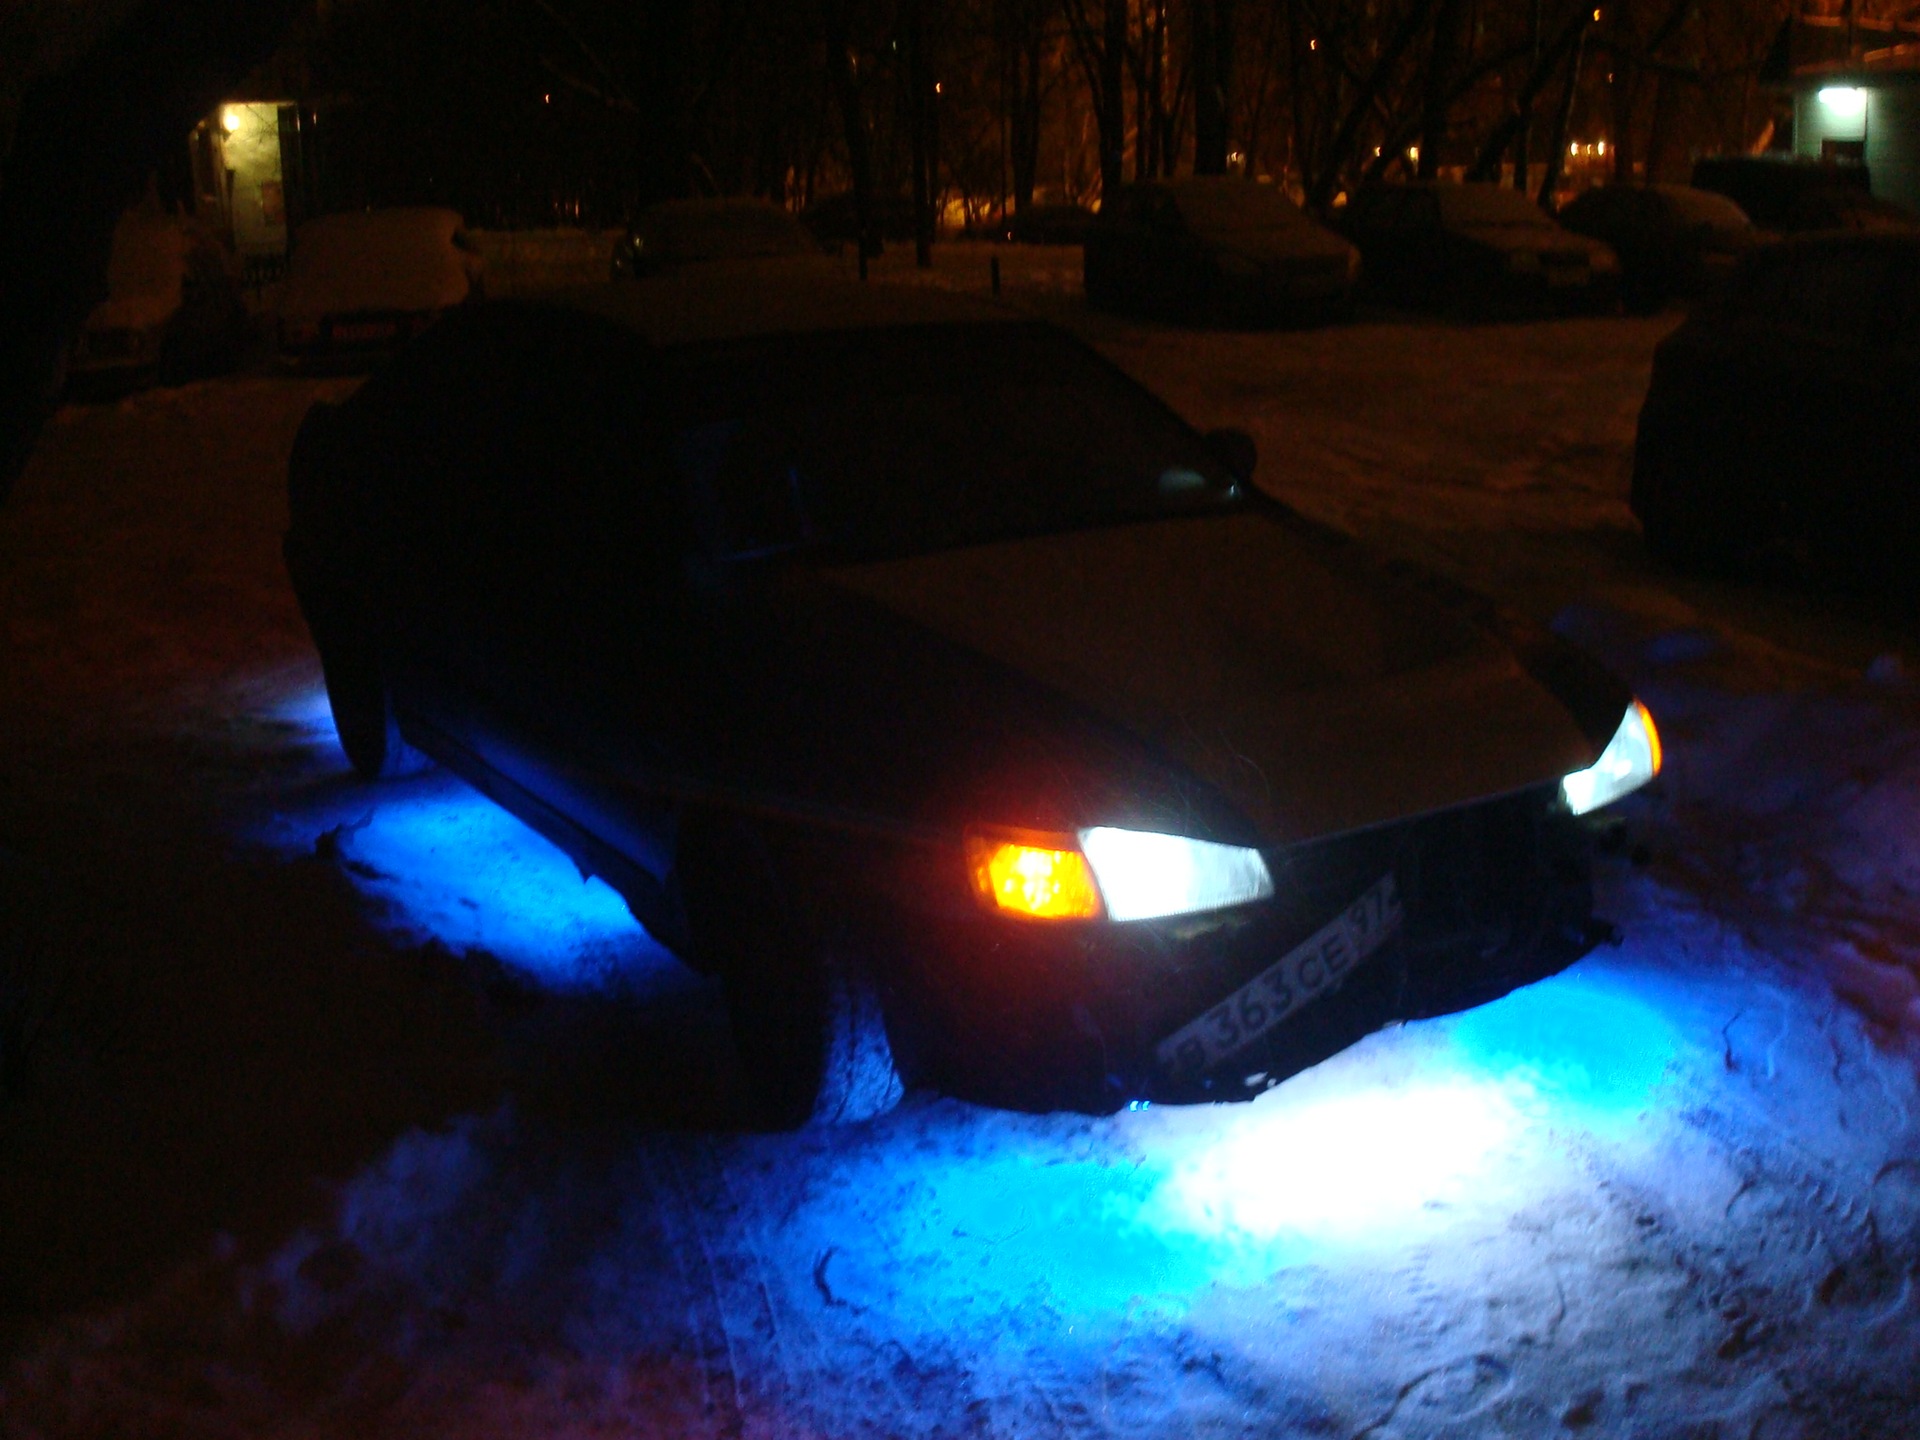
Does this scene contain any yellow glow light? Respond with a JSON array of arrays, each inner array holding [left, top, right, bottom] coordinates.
[[1634, 699, 1663, 777], [222, 106, 243, 133], [967, 832, 1103, 921]]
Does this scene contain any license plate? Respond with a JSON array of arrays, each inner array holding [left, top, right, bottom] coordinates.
[[1157, 873, 1403, 1081], [331, 321, 397, 343]]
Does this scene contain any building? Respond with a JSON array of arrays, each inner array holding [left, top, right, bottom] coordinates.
[[1791, 46, 1920, 212], [188, 100, 325, 283]]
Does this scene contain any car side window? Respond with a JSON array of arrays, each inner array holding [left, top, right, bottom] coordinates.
[[339, 307, 524, 550], [500, 313, 685, 576]]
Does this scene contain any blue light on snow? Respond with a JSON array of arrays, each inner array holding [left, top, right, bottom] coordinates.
[[246, 676, 668, 993]]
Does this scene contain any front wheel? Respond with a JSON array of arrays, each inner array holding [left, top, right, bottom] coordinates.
[[302, 587, 429, 780], [676, 815, 904, 1129]]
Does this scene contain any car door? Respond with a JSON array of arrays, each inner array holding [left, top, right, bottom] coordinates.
[[436, 309, 698, 894]]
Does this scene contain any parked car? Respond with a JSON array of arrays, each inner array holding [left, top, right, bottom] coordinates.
[[800, 191, 918, 253], [1632, 230, 1920, 582], [1785, 188, 1917, 233], [1340, 180, 1620, 314], [277, 207, 484, 367], [285, 274, 1660, 1126], [1084, 177, 1359, 325], [1000, 201, 1098, 246], [1690, 153, 1879, 234], [1557, 183, 1760, 311], [611, 197, 827, 279], [69, 208, 247, 393]]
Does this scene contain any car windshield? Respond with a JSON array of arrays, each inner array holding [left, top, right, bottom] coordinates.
[[644, 203, 814, 261], [1435, 184, 1556, 230], [667, 324, 1240, 563]]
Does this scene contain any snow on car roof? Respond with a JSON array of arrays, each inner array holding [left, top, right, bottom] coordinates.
[[1163, 178, 1322, 232], [554, 273, 1019, 348], [88, 211, 190, 332], [281, 206, 477, 321]]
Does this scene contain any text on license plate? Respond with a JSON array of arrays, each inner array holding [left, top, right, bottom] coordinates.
[[1157, 873, 1403, 1081]]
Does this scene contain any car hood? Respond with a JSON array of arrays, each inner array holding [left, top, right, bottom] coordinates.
[[821, 510, 1603, 845]]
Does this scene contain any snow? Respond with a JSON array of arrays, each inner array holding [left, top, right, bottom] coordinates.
[[5, 291, 1920, 1436], [279, 209, 479, 323], [85, 210, 188, 334]]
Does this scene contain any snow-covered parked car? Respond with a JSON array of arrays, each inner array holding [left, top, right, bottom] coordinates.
[[1084, 178, 1360, 325], [1341, 181, 1621, 314], [69, 208, 247, 392], [610, 198, 829, 280], [277, 207, 483, 366], [284, 274, 1662, 1126], [1632, 229, 1920, 583]]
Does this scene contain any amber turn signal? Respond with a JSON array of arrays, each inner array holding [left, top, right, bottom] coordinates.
[[966, 830, 1104, 921]]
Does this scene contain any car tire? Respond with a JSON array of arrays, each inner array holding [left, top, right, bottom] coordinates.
[[305, 589, 430, 781], [677, 813, 905, 1129]]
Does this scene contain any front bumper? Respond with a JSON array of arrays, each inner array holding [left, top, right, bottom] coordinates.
[[877, 783, 1599, 1113]]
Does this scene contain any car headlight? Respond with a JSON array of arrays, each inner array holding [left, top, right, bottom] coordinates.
[[1561, 700, 1662, 816], [967, 826, 1274, 922]]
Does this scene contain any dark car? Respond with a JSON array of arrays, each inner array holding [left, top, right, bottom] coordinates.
[[1557, 183, 1759, 311], [1786, 187, 1917, 233], [1000, 201, 1097, 246], [1084, 178, 1359, 325], [611, 198, 828, 279], [1340, 181, 1620, 314], [800, 191, 919, 253], [277, 207, 485, 368], [284, 275, 1660, 1126], [1690, 153, 1880, 233], [1632, 230, 1920, 581]]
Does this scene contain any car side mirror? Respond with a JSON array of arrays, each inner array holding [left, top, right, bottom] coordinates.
[[1205, 427, 1258, 483]]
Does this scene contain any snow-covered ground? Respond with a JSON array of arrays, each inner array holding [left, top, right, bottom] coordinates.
[[3, 281, 1920, 1437]]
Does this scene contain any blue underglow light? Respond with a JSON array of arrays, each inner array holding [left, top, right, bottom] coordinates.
[[327, 783, 655, 990], [243, 675, 668, 993]]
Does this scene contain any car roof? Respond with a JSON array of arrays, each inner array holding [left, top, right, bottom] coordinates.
[[550, 274, 1021, 348]]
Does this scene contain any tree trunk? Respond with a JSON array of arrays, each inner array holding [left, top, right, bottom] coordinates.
[[822, 0, 877, 259], [1418, 0, 1467, 178], [906, 0, 933, 267], [1102, 0, 1127, 199], [1514, 0, 1540, 188], [1540, 18, 1589, 210], [1193, 0, 1235, 175]]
